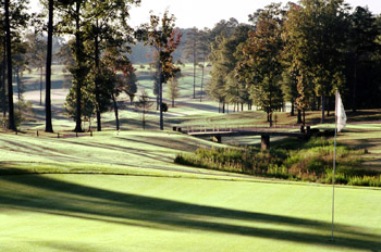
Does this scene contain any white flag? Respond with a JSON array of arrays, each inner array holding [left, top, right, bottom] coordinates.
[[335, 91, 346, 132]]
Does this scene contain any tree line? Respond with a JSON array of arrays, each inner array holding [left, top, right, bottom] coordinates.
[[207, 0, 381, 125], [0, 0, 182, 133], [1, 0, 380, 132]]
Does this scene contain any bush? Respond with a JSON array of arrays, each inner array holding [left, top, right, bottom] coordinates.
[[348, 176, 381, 187], [324, 170, 348, 184], [267, 164, 290, 179], [174, 141, 380, 187]]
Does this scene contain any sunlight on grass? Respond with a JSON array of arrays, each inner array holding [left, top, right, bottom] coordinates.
[[0, 175, 380, 251], [1, 66, 379, 251]]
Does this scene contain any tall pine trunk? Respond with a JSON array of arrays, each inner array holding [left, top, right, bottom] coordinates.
[[74, 2, 83, 132], [5, 0, 16, 131], [1, 44, 6, 124], [94, 19, 102, 131], [352, 58, 357, 113], [321, 95, 325, 124], [45, 0, 54, 132], [111, 92, 120, 131]]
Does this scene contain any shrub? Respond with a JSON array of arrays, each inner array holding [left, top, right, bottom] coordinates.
[[348, 176, 381, 187], [267, 164, 289, 179], [324, 169, 348, 184], [174, 141, 380, 187]]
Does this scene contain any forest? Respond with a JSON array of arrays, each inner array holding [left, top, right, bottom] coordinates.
[[1, 0, 381, 132]]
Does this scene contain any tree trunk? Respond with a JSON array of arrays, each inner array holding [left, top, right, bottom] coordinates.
[[320, 95, 325, 124], [74, 2, 83, 132], [352, 58, 357, 113], [40, 67, 43, 105], [5, 0, 16, 131], [303, 109, 306, 126], [193, 40, 197, 99], [159, 73, 164, 130], [45, 0, 54, 133], [111, 92, 120, 131], [290, 99, 295, 116], [297, 109, 302, 124], [1, 42, 6, 125], [268, 110, 273, 127], [16, 68, 20, 100], [94, 19, 101, 132]]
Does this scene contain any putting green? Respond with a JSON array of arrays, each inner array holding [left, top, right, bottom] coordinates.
[[0, 174, 380, 251]]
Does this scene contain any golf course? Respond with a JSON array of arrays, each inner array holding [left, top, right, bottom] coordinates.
[[1, 64, 381, 251]]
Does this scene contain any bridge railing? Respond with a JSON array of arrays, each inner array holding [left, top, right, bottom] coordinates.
[[174, 124, 302, 134]]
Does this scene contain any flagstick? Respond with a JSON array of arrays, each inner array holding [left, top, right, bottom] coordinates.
[[331, 123, 338, 241]]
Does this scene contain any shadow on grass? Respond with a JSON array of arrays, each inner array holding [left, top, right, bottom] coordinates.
[[0, 172, 380, 251]]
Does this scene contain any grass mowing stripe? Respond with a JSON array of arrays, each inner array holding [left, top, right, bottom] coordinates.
[[0, 174, 380, 251]]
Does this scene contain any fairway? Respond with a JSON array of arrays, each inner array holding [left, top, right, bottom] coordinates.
[[3, 0, 381, 250], [1, 126, 381, 251], [1, 173, 380, 252]]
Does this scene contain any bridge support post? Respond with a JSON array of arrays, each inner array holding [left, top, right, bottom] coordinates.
[[261, 134, 270, 151], [212, 134, 222, 143]]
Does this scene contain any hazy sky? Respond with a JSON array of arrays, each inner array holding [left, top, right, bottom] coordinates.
[[128, 0, 381, 28], [30, 1, 381, 29]]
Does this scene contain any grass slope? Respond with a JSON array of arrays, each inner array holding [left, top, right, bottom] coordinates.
[[1, 66, 379, 251], [1, 174, 380, 252], [1, 132, 380, 251]]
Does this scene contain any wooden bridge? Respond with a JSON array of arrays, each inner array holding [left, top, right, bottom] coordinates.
[[173, 125, 312, 150]]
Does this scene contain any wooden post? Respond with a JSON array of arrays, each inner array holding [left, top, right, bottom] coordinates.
[[212, 134, 222, 143], [261, 134, 270, 151]]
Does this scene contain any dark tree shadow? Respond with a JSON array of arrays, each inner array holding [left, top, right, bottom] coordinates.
[[0, 172, 380, 251]]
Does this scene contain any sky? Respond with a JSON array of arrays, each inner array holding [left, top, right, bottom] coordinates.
[[30, 1, 381, 29], [127, 0, 381, 29]]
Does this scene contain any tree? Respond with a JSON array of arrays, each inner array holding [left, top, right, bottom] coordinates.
[[56, 0, 89, 132], [237, 4, 285, 126], [182, 27, 210, 99], [208, 24, 250, 113], [210, 18, 239, 40], [295, 0, 350, 123], [102, 46, 137, 130], [280, 3, 299, 118], [13, 40, 28, 101], [45, 0, 54, 132], [135, 90, 153, 129], [198, 63, 206, 102], [82, 0, 140, 131], [4, 0, 15, 130], [208, 35, 229, 113], [167, 76, 180, 107], [25, 32, 47, 105], [1, 34, 5, 125], [136, 11, 181, 130], [2, 0, 30, 131], [346, 6, 380, 112]]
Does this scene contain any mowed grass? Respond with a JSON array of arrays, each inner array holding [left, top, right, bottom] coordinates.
[[1, 174, 380, 252], [3, 66, 380, 251], [1, 131, 381, 251]]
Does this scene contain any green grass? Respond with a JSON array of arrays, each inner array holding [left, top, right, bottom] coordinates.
[[3, 66, 379, 251], [1, 174, 380, 252], [1, 131, 381, 251]]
